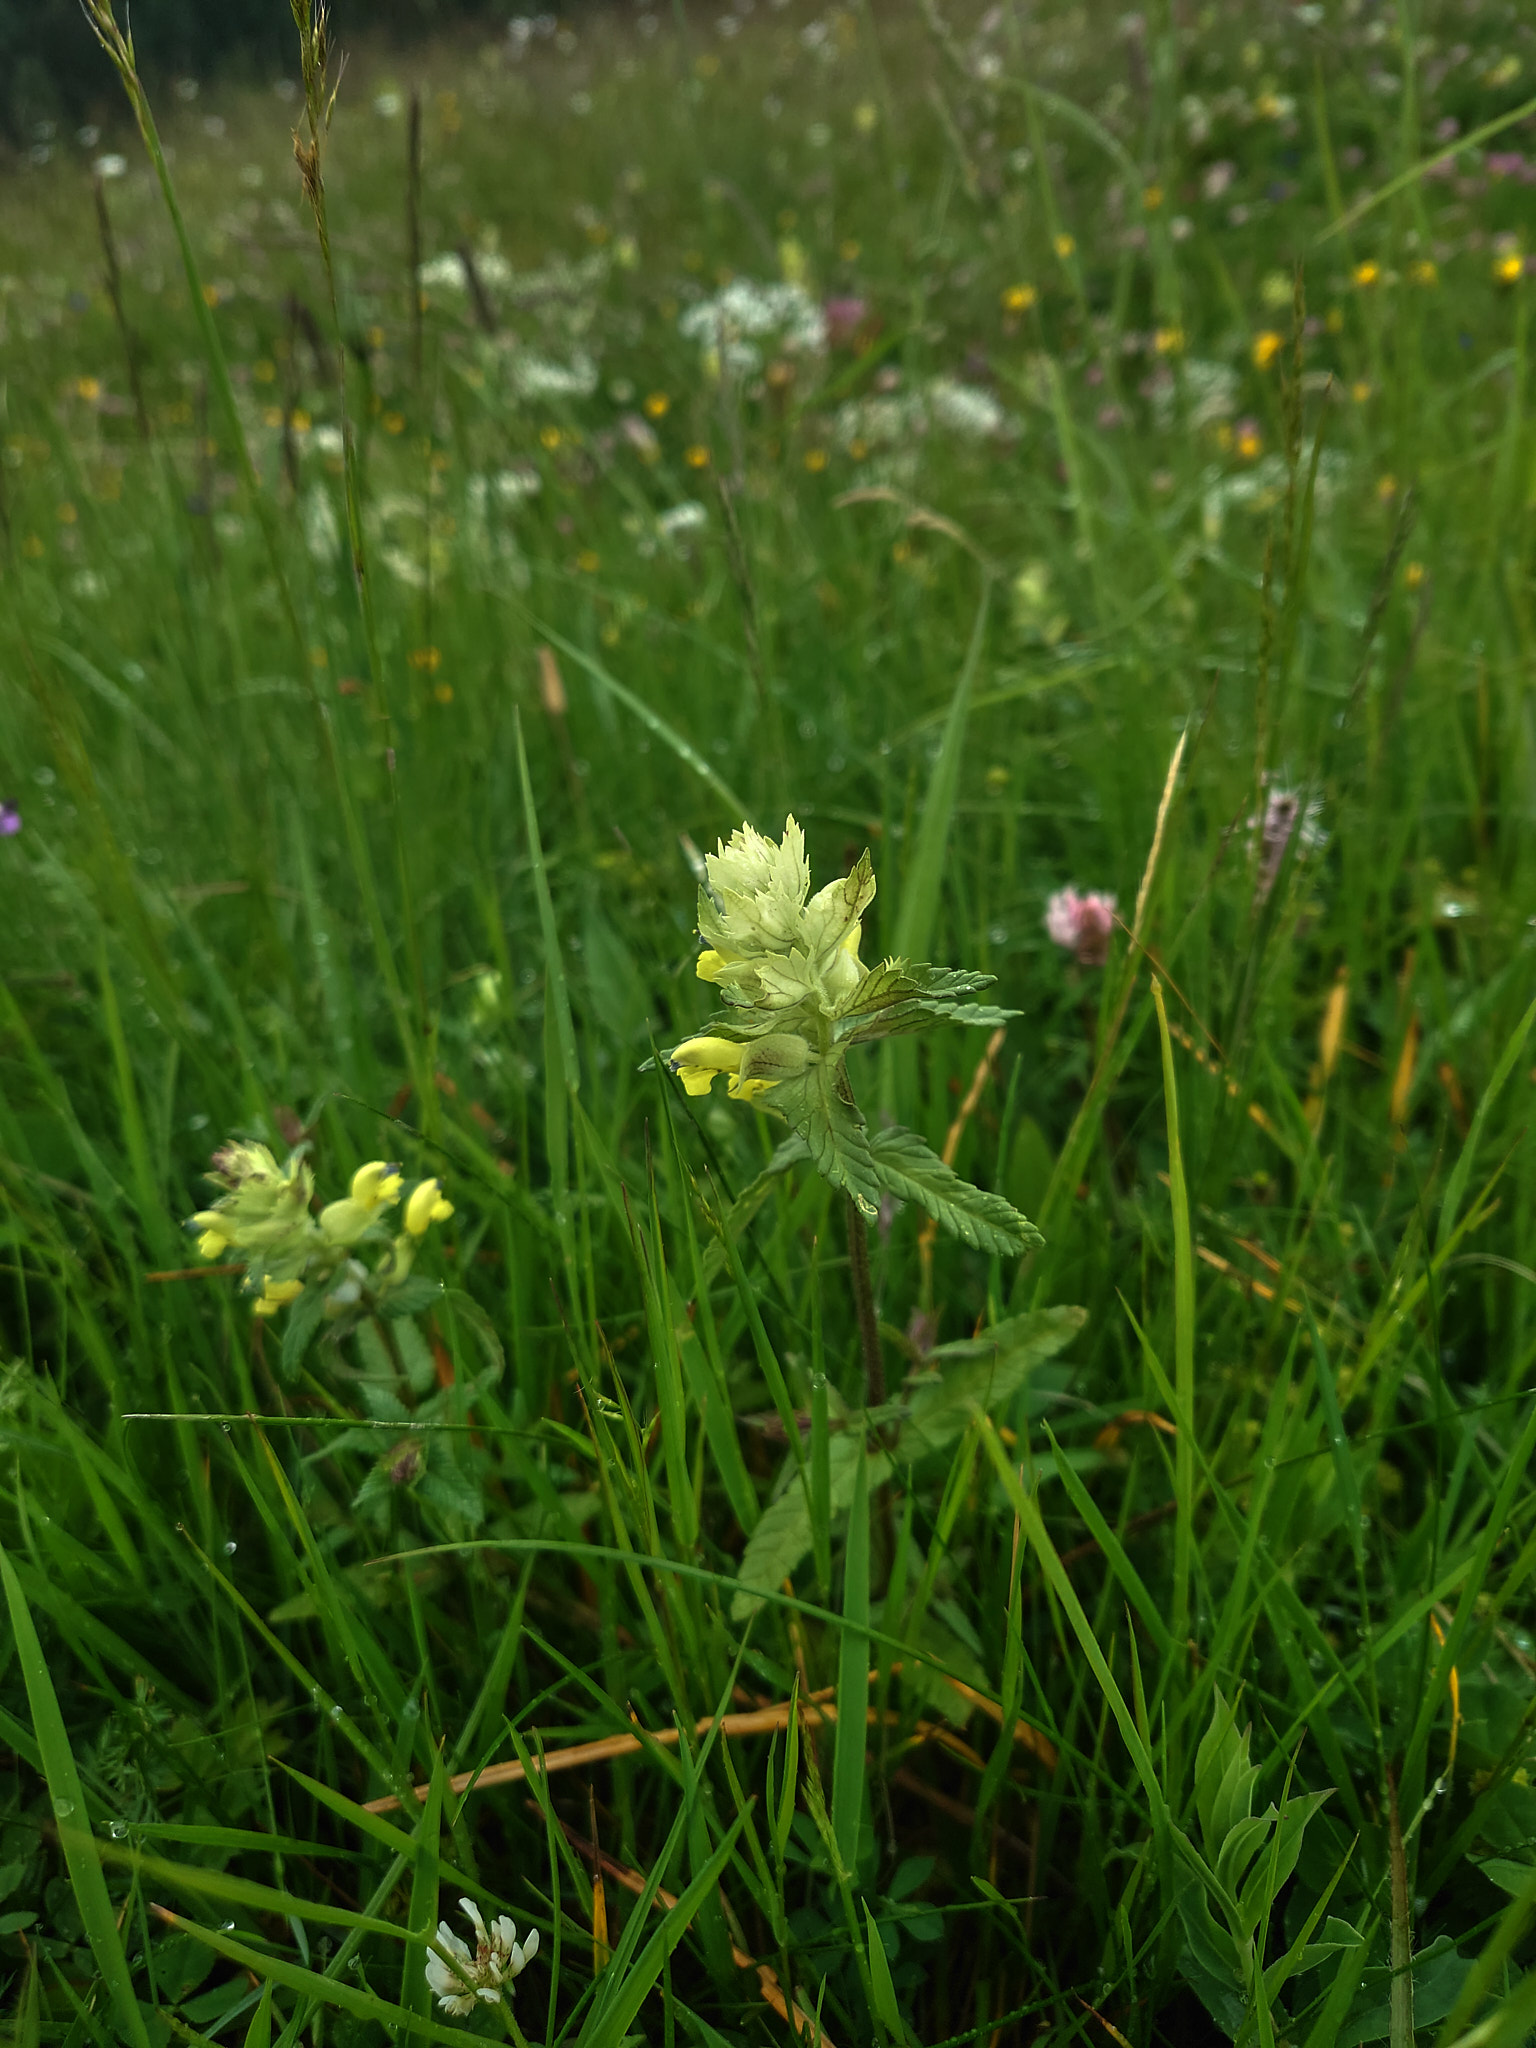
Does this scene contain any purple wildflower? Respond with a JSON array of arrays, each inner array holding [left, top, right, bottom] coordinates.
[[0, 804, 20, 837], [1045, 887, 1118, 967]]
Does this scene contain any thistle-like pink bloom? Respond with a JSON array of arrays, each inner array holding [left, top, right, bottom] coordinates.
[[1045, 887, 1118, 966]]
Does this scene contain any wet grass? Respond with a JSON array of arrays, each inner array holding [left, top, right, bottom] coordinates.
[[3, 0, 1536, 2041]]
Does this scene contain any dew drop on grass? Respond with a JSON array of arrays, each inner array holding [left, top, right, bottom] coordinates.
[[53, 1799, 76, 1819], [107, 1821, 129, 1840], [401, 1699, 421, 1721], [223, 1540, 237, 1554]]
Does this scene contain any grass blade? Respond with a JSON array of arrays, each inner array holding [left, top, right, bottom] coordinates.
[[832, 1438, 873, 1873], [0, 1536, 152, 2048]]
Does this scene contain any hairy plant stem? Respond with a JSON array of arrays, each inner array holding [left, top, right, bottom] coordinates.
[[845, 1196, 886, 1410]]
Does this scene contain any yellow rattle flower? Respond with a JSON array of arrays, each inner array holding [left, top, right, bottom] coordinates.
[[405, 1178, 455, 1237], [350, 1160, 403, 1209], [254, 1278, 305, 1317]]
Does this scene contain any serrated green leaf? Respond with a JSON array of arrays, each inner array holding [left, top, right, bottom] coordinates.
[[866, 1125, 1041, 1255], [379, 1276, 445, 1319], [278, 1284, 327, 1385], [439, 1288, 506, 1378], [765, 1058, 884, 1217], [732, 1438, 893, 1618], [896, 1307, 1086, 1460]]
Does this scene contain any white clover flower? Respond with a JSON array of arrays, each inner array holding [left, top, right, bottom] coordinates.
[[425, 1898, 539, 2016]]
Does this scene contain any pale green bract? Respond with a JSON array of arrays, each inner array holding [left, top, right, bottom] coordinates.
[[662, 815, 1041, 1252]]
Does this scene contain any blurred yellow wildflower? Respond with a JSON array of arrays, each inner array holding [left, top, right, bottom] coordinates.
[[254, 1278, 304, 1317], [1053, 233, 1076, 260], [1494, 252, 1524, 285], [1352, 261, 1381, 288], [1405, 561, 1425, 590], [685, 444, 711, 469], [1002, 283, 1038, 313], [644, 392, 670, 419], [1154, 326, 1185, 355], [406, 1179, 455, 1236], [1252, 331, 1283, 370], [1410, 259, 1439, 286]]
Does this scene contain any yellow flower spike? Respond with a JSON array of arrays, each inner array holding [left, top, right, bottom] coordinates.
[[254, 1278, 305, 1316], [350, 1160, 403, 1210], [405, 1178, 455, 1237]]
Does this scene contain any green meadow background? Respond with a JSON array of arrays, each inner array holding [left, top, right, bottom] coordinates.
[[3, 0, 1536, 2041]]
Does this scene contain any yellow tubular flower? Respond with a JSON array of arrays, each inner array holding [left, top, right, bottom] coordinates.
[[350, 1160, 403, 1209], [667, 1035, 743, 1096], [254, 1278, 305, 1317], [196, 1229, 230, 1260], [405, 1178, 455, 1237], [695, 950, 727, 983], [728, 1073, 778, 1102]]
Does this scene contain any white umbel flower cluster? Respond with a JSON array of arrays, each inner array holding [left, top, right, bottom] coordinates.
[[425, 1897, 539, 2016], [679, 279, 828, 371]]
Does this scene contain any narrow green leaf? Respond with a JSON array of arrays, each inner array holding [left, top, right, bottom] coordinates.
[[1437, 990, 1536, 1250], [892, 586, 989, 965], [581, 1814, 748, 2048], [864, 1900, 908, 2045], [405, 1750, 443, 2024], [1152, 979, 1197, 1670], [832, 1442, 872, 1873], [733, 1437, 892, 1620], [149, 1910, 468, 2044], [515, 707, 580, 1093], [0, 1536, 152, 2048], [523, 615, 753, 822], [241, 1986, 274, 2048]]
